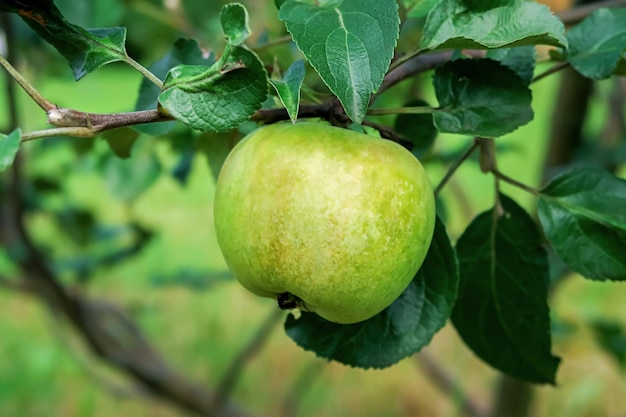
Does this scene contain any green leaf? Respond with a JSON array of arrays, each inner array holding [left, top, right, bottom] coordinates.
[[453, 194, 560, 384], [419, 0, 567, 52], [279, 0, 399, 123], [487, 45, 536, 85], [158, 46, 268, 132], [197, 131, 240, 183], [135, 38, 216, 136], [432, 59, 533, 137], [52, 207, 95, 247], [102, 128, 140, 159], [55, 0, 124, 28], [564, 8, 626, 80], [0, 130, 21, 171], [538, 167, 626, 281], [393, 99, 437, 158], [403, 0, 442, 19], [269, 60, 306, 123], [220, 3, 251, 46], [101, 140, 161, 203], [5, 1, 127, 79], [285, 217, 458, 369]]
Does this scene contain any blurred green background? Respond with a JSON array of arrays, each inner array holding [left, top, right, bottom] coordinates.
[[1, 1, 626, 416]]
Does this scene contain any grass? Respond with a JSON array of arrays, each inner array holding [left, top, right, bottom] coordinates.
[[1, 63, 625, 417]]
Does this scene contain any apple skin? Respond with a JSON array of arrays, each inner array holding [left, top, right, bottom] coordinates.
[[213, 122, 435, 324]]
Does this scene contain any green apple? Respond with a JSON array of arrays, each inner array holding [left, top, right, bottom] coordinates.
[[213, 122, 435, 324]]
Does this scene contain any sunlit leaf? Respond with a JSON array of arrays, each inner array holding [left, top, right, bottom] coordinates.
[[159, 46, 268, 132], [279, 0, 399, 123], [135, 38, 216, 136], [269, 60, 306, 123], [220, 3, 251, 46], [419, 0, 567, 52]]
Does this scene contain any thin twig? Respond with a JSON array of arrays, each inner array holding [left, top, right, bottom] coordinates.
[[281, 360, 327, 417], [415, 350, 487, 417], [556, 0, 626, 25], [0, 54, 55, 111], [477, 138, 506, 218], [532, 61, 570, 84], [475, 138, 540, 196], [378, 50, 486, 100], [477, 138, 496, 173], [216, 308, 284, 408], [492, 169, 540, 196], [434, 139, 480, 196], [21, 127, 98, 141], [252, 35, 293, 53], [361, 120, 414, 149], [448, 176, 476, 223]]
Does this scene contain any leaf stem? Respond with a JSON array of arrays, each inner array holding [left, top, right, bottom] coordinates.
[[0, 55, 55, 111], [434, 139, 480, 196], [124, 55, 163, 88], [531, 61, 570, 84], [367, 106, 435, 116], [492, 169, 540, 196], [476, 137, 540, 196], [252, 35, 293, 52]]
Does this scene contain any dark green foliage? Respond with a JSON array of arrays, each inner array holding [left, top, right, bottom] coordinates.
[[286, 217, 458, 369], [453, 194, 560, 384]]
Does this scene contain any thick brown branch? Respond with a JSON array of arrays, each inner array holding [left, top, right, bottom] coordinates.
[[1, 18, 258, 417], [556, 0, 626, 25], [377, 51, 455, 97], [47, 108, 174, 135], [251, 99, 342, 125], [0, 275, 38, 294], [0, 181, 259, 417]]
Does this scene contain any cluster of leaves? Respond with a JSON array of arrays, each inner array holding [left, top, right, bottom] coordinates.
[[1, 0, 626, 386]]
